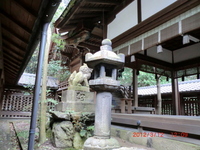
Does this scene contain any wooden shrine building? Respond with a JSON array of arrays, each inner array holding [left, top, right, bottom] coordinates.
[[53, 0, 200, 115], [0, 0, 61, 117]]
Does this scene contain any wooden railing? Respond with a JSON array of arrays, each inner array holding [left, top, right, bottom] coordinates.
[[57, 80, 69, 91], [0, 111, 31, 118], [1, 89, 58, 118]]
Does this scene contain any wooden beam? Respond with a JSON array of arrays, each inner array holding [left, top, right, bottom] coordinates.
[[73, 13, 102, 19], [83, 40, 100, 47], [3, 52, 22, 64], [135, 54, 173, 69], [4, 68, 17, 75], [4, 58, 21, 68], [2, 36, 26, 54], [84, 0, 120, 5], [112, 0, 200, 48], [174, 57, 200, 71], [4, 63, 19, 73], [12, 0, 37, 18], [58, 25, 76, 33], [79, 7, 112, 12], [90, 34, 103, 42], [1, 24, 29, 45], [111, 113, 200, 135], [3, 47, 24, 60], [106, 0, 135, 24], [0, 11, 32, 35], [55, 0, 84, 28], [80, 43, 99, 52], [137, 0, 141, 23]]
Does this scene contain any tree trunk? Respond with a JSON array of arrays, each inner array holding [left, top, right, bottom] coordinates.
[[39, 26, 51, 144]]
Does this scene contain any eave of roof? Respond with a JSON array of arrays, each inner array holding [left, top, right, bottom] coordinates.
[[1, 0, 61, 86], [18, 73, 58, 89], [138, 79, 200, 96]]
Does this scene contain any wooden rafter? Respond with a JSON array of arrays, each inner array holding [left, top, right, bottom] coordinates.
[[135, 53, 173, 69], [0, 11, 32, 35], [4, 63, 19, 72], [4, 58, 21, 68], [80, 42, 99, 51], [73, 13, 102, 18], [58, 25, 76, 33], [56, 0, 84, 28], [2, 24, 29, 44], [84, 0, 120, 5], [3, 47, 24, 60], [3, 54, 21, 65], [12, 0, 37, 18], [3, 37, 26, 54], [4, 70, 17, 77], [79, 7, 112, 12], [83, 40, 100, 47]]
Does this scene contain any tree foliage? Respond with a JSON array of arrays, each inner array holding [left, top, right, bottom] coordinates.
[[119, 67, 171, 87], [25, 48, 70, 82], [25, 47, 39, 74], [47, 60, 70, 82]]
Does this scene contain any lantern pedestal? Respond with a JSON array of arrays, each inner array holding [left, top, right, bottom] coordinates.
[[83, 39, 125, 150]]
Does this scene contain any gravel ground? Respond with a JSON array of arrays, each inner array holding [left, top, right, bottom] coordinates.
[[0, 119, 155, 150]]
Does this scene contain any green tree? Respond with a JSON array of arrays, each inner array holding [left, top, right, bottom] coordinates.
[[25, 47, 39, 74], [119, 67, 170, 87], [118, 67, 133, 86], [47, 60, 70, 82]]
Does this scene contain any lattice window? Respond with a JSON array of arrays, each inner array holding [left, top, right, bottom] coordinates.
[[183, 97, 200, 116]]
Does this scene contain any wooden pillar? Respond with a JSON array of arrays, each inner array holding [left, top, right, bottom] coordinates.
[[120, 98, 126, 113], [171, 71, 181, 115], [179, 93, 185, 115], [156, 76, 162, 115], [0, 84, 3, 111], [127, 98, 132, 114], [0, 20, 4, 111], [133, 69, 138, 107]]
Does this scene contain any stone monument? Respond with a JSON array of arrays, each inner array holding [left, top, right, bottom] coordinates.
[[56, 63, 95, 113], [51, 63, 95, 149], [83, 39, 125, 150]]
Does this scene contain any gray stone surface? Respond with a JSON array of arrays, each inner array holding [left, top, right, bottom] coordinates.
[[111, 125, 200, 150], [73, 132, 85, 149], [0, 120, 11, 150], [57, 90, 95, 113], [84, 39, 123, 150], [84, 136, 120, 150], [49, 111, 71, 120], [52, 121, 74, 148], [68, 63, 92, 88], [94, 92, 112, 138]]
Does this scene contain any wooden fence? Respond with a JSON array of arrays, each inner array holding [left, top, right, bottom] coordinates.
[[0, 89, 58, 118], [138, 95, 200, 116], [183, 96, 200, 116]]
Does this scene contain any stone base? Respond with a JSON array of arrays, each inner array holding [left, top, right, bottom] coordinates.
[[56, 102, 95, 112], [56, 90, 95, 112], [68, 85, 90, 92], [84, 137, 120, 150]]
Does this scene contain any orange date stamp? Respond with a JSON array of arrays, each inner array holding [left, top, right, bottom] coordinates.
[[133, 132, 189, 137], [171, 132, 188, 137], [133, 132, 164, 137]]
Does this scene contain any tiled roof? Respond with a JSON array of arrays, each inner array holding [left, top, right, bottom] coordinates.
[[18, 73, 58, 89], [138, 79, 200, 96]]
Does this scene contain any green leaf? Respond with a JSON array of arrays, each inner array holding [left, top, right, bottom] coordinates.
[[80, 130, 87, 137]]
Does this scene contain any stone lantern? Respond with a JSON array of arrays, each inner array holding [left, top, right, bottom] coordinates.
[[83, 39, 125, 150]]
